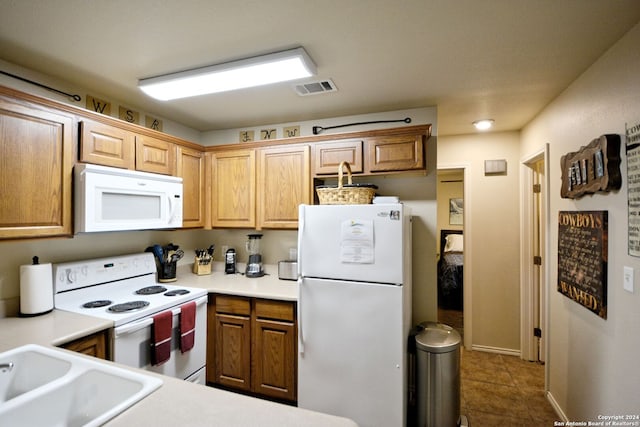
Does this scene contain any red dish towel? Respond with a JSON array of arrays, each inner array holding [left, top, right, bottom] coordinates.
[[152, 310, 173, 366], [180, 301, 196, 353]]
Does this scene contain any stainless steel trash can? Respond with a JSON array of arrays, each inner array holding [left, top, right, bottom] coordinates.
[[415, 322, 462, 427]]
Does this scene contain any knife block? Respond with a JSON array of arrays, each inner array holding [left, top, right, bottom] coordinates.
[[192, 257, 212, 275]]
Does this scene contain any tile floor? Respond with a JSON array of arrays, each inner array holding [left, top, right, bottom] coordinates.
[[439, 307, 560, 426]]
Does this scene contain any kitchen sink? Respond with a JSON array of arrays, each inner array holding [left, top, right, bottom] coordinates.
[[0, 347, 71, 402], [0, 344, 162, 426]]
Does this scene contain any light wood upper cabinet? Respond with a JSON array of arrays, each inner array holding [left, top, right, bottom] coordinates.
[[0, 96, 74, 239], [366, 134, 424, 172], [80, 119, 135, 169], [176, 146, 204, 228], [135, 134, 175, 175], [312, 139, 363, 175], [208, 149, 256, 228], [257, 144, 311, 229]]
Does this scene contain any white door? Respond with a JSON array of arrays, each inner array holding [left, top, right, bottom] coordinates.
[[298, 277, 406, 427]]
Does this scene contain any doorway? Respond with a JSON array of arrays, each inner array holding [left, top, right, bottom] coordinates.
[[436, 169, 465, 337], [520, 148, 548, 363]]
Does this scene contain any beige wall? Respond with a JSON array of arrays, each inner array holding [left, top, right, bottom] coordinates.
[[438, 131, 522, 352], [521, 23, 640, 418]]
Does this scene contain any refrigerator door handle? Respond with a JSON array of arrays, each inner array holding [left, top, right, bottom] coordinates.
[[297, 276, 304, 355], [297, 205, 304, 278]]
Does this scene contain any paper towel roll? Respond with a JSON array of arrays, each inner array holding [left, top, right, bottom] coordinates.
[[20, 262, 54, 316]]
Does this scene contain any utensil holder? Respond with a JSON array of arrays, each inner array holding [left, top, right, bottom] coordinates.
[[158, 261, 177, 282]]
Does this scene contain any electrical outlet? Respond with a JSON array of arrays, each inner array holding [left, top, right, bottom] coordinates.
[[623, 266, 634, 293]]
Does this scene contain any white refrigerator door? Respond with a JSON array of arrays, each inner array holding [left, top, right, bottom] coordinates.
[[298, 277, 406, 427], [298, 204, 407, 284]]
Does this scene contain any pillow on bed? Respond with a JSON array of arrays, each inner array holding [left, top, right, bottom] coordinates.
[[444, 234, 463, 252]]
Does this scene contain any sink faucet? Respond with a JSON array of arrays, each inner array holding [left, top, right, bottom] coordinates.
[[0, 362, 14, 373]]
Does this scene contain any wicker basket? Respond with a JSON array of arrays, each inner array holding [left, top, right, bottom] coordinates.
[[316, 161, 377, 205]]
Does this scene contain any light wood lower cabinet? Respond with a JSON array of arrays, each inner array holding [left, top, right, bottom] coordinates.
[[59, 329, 109, 360], [207, 294, 297, 402]]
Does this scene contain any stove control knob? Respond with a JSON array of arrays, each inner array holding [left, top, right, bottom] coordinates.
[[66, 268, 77, 284]]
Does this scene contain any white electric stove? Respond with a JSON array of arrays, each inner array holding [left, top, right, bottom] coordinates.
[[53, 253, 208, 384]]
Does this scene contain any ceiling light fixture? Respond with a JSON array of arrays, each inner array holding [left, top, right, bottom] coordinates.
[[473, 119, 494, 131], [138, 47, 317, 101]]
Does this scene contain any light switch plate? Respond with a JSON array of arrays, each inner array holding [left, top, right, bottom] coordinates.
[[623, 266, 634, 293]]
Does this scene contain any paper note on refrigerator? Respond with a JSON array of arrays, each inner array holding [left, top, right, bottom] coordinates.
[[340, 219, 374, 263]]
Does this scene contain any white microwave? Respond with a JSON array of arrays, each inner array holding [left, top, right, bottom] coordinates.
[[74, 163, 183, 233]]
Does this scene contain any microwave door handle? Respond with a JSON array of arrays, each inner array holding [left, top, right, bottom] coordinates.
[[114, 317, 154, 337], [167, 194, 175, 224]]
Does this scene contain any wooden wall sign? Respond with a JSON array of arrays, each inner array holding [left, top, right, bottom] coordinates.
[[560, 134, 621, 199], [557, 211, 608, 319]]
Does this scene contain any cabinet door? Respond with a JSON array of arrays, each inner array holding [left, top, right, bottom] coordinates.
[[60, 330, 109, 360], [214, 313, 252, 391], [366, 134, 424, 172], [80, 119, 135, 169], [313, 139, 363, 175], [176, 146, 204, 227], [135, 134, 174, 175], [209, 150, 256, 228], [252, 318, 296, 401], [257, 145, 310, 229], [0, 98, 74, 239]]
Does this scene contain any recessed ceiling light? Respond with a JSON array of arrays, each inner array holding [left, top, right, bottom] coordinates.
[[473, 119, 494, 131], [139, 47, 316, 101]]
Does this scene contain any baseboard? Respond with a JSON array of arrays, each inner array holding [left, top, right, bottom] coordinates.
[[546, 390, 567, 422], [470, 344, 521, 357]]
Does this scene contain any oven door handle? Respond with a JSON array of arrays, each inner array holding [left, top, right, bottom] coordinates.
[[113, 295, 208, 337], [114, 317, 154, 337]]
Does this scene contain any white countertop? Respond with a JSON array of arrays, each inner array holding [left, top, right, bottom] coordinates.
[[173, 262, 298, 301]]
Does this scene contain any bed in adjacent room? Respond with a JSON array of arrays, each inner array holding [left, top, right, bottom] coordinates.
[[438, 229, 464, 310]]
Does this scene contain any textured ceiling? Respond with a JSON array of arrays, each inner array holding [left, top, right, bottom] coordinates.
[[1, 0, 640, 135]]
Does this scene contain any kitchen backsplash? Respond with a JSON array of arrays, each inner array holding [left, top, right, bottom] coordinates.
[[0, 228, 297, 317]]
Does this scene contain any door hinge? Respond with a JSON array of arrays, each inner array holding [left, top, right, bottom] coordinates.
[[533, 256, 542, 265], [533, 183, 541, 193], [534, 327, 542, 338]]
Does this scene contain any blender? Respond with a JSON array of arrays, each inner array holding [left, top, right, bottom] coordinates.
[[245, 233, 265, 277]]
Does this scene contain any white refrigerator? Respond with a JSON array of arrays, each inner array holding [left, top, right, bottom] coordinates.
[[297, 203, 412, 427]]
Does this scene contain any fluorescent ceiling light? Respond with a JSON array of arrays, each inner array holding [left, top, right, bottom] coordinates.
[[473, 119, 494, 131], [139, 47, 317, 101]]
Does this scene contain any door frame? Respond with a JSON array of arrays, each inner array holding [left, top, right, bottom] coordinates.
[[520, 145, 549, 363], [437, 163, 472, 349]]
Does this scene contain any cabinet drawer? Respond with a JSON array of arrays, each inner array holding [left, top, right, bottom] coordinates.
[[255, 299, 295, 322], [215, 295, 251, 316]]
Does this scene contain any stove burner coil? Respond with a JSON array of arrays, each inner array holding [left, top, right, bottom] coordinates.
[[82, 300, 112, 309], [164, 289, 191, 296], [135, 285, 167, 295], [108, 301, 150, 313]]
